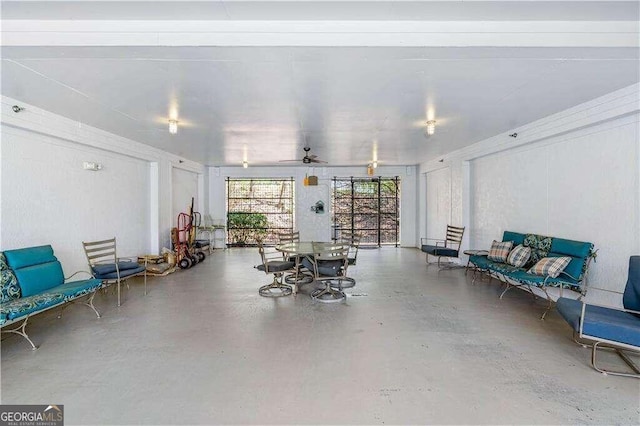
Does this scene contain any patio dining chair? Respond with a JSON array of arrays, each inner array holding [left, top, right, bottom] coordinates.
[[333, 230, 361, 289], [304, 244, 350, 303], [255, 243, 296, 297], [279, 231, 313, 287], [82, 237, 147, 307]]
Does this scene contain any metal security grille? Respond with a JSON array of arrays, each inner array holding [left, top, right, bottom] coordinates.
[[226, 178, 295, 245], [331, 176, 400, 247]]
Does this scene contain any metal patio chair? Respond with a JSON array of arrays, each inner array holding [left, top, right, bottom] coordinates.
[[82, 238, 147, 306], [421, 225, 465, 268], [255, 243, 296, 297]]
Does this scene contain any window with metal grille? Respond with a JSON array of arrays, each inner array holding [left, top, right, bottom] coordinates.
[[226, 178, 295, 246], [331, 176, 400, 247]]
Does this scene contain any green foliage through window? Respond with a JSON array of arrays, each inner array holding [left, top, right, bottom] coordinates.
[[226, 178, 295, 245]]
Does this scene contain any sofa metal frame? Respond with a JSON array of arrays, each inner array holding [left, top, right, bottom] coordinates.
[[1, 278, 100, 350], [487, 251, 598, 320]]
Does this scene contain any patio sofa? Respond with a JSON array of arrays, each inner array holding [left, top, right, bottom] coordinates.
[[469, 231, 597, 319], [1, 245, 102, 349]]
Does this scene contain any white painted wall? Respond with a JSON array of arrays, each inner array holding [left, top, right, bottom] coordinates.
[[1, 127, 150, 274], [208, 165, 418, 246], [0, 96, 205, 273], [425, 167, 452, 242], [420, 83, 640, 307], [172, 167, 199, 219]]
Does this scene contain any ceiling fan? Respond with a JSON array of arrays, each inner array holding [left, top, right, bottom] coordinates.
[[279, 146, 327, 164]]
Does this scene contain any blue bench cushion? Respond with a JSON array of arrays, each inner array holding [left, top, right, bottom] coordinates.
[[48, 279, 103, 301], [556, 297, 640, 348], [468, 255, 581, 291], [508, 270, 580, 291], [469, 255, 492, 270], [13, 262, 65, 298], [0, 253, 21, 302], [4, 245, 57, 270], [549, 238, 594, 280], [93, 264, 146, 280], [421, 245, 459, 257], [502, 231, 525, 246], [0, 293, 66, 324]]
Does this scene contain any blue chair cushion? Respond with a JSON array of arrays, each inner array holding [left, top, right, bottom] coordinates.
[[13, 261, 65, 297], [92, 261, 143, 276], [257, 261, 295, 273], [421, 245, 459, 257], [301, 258, 344, 277], [1, 292, 66, 322], [556, 297, 640, 348], [93, 264, 146, 280], [623, 256, 640, 313], [4, 245, 57, 270]]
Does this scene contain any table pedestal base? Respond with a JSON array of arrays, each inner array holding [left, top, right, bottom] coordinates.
[[311, 280, 346, 303], [259, 275, 293, 298]]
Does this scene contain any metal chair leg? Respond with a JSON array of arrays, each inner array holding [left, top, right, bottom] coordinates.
[[592, 342, 640, 378], [259, 273, 293, 298]]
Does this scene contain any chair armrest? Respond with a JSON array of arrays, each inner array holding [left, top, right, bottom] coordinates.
[[420, 238, 445, 245], [65, 270, 94, 281], [557, 270, 580, 282]]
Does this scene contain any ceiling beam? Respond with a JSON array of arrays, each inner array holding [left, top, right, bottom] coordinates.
[[2, 20, 638, 47]]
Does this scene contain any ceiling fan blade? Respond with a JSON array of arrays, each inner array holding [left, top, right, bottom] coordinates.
[[278, 159, 304, 163], [309, 158, 328, 164]]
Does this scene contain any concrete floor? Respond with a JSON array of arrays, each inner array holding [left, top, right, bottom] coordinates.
[[1, 248, 638, 425]]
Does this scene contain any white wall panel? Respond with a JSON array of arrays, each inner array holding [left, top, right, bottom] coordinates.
[[425, 167, 451, 241], [171, 167, 199, 220], [470, 145, 549, 248], [546, 121, 639, 301], [1, 127, 150, 274]]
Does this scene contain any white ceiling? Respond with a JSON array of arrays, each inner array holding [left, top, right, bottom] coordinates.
[[1, 1, 639, 167]]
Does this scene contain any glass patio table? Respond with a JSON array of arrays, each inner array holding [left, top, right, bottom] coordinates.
[[275, 241, 347, 294]]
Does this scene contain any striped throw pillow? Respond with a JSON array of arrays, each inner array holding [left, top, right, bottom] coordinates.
[[506, 244, 531, 268], [487, 240, 513, 263], [527, 256, 572, 278]]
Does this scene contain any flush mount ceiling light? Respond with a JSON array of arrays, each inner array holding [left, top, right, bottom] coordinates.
[[425, 120, 436, 137], [168, 119, 178, 135]]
